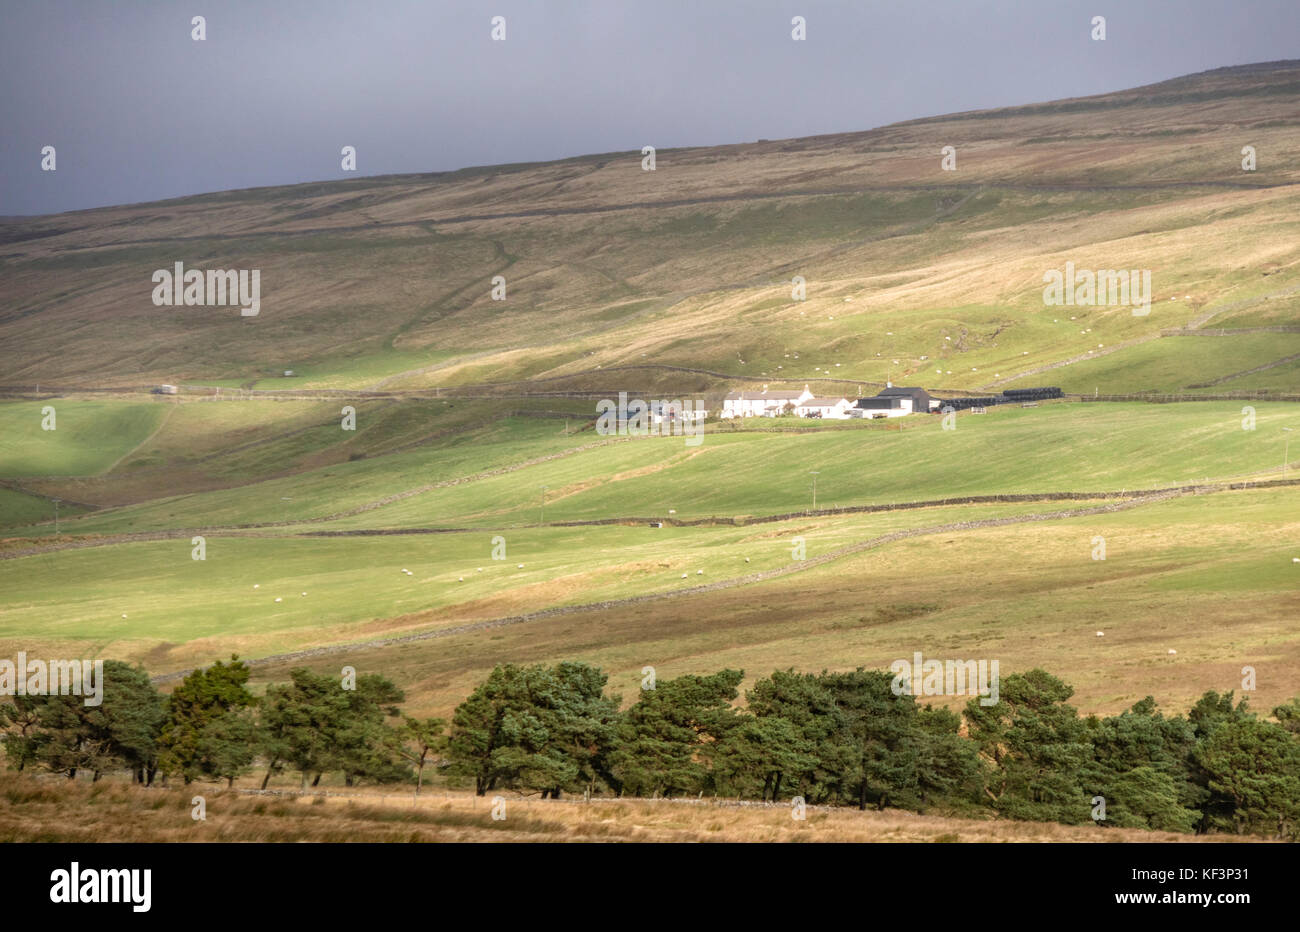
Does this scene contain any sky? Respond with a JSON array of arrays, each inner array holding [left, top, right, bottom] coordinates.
[[2, 0, 1298, 216]]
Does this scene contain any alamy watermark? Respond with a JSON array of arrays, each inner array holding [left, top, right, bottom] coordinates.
[[595, 392, 705, 446], [1042, 261, 1151, 316], [890, 652, 999, 706], [0, 653, 104, 706], [152, 262, 261, 317]]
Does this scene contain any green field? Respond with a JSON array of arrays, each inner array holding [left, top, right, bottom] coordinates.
[[1004, 334, 1300, 394], [13, 400, 1288, 538], [0, 402, 167, 477]]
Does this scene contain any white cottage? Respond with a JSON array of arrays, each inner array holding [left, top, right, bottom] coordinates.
[[795, 396, 852, 419], [721, 385, 813, 418]]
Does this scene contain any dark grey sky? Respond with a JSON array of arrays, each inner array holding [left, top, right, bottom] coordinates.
[[3, 0, 1297, 216]]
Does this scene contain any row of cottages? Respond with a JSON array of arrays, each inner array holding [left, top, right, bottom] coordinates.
[[721, 384, 938, 420], [720, 385, 815, 418]]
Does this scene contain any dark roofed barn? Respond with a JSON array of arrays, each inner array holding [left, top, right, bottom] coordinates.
[[877, 386, 935, 411]]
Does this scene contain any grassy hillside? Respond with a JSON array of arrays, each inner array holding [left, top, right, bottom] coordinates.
[[1, 60, 1299, 740], [1, 62, 1298, 394]]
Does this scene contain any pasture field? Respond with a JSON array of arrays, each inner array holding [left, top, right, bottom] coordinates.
[[4, 475, 1296, 721], [4, 399, 1294, 538], [1002, 333, 1300, 394], [237, 485, 1300, 720], [0, 401, 167, 478]]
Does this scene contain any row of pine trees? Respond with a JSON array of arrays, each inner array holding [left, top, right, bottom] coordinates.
[[3, 657, 1298, 837]]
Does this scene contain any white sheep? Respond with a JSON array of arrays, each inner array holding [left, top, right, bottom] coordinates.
[[274, 597, 282, 603], [1096, 631, 1105, 637], [1168, 649, 1177, 655]]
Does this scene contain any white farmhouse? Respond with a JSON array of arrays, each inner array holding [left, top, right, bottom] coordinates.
[[721, 385, 813, 418], [795, 396, 852, 419]]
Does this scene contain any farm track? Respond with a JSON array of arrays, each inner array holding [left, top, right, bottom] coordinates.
[[149, 485, 1203, 683]]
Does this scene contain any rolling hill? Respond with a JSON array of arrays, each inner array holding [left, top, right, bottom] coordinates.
[[1, 59, 1298, 732]]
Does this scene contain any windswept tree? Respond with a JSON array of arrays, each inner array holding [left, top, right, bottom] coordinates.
[[447, 662, 620, 798], [394, 716, 447, 795], [723, 669, 841, 802], [158, 655, 256, 784], [9, 661, 165, 782], [256, 668, 405, 789], [714, 712, 820, 802], [1194, 718, 1300, 839], [196, 707, 257, 787], [1185, 689, 1256, 832], [1083, 696, 1201, 832], [964, 668, 1093, 824], [609, 669, 743, 797], [0, 696, 46, 771]]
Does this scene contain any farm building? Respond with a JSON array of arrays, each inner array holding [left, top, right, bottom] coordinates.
[[877, 386, 938, 413], [721, 385, 813, 418], [648, 401, 709, 425], [851, 396, 910, 418], [151, 384, 178, 395], [795, 396, 852, 419], [849, 384, 937, 418]]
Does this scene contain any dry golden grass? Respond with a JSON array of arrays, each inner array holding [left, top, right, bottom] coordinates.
[[0, 772, 1260, 843]]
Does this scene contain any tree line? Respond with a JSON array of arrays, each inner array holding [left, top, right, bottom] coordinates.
[[3, 657, 1298, 838]]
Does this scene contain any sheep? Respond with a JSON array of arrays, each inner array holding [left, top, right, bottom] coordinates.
[[1096, 631, 1105, 637], [1168, 649, 1177, 655], [517, 563, 524, 568], [301, 592, 307, 597], [697, 569, 704, 575], [274, 598, 282, 603], [681, 573, 688, 579]]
